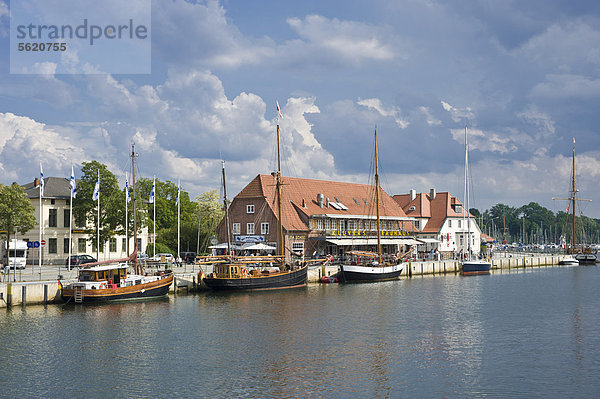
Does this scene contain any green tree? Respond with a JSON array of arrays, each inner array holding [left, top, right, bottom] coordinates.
[[0, 183, 36, 265], [197, 190, 224, 254], [73, 161, 124, 252]]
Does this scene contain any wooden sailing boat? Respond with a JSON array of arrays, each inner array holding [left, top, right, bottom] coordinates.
[[338, 129, 404, 282], [202, 113, 308, 290], [553, 138, 596, 265], [459, 127, 491, 275], [60, 144, 174, 303]]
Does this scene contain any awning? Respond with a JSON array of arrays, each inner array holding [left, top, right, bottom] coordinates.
[[243, 243, 276, 251], [417, 238, 442, 244], [325, 238, 421, 246], [209, 243, 243, 250]]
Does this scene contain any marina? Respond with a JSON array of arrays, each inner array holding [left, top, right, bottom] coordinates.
[[1, 265, 599, 398]]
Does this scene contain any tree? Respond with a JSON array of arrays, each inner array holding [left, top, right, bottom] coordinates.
[[73, 161, 124, 252], [0, 183, 36, 265], [196, 190, 224, 254]]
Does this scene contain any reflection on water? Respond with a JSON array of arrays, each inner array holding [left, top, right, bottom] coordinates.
[[1, 267, 600, 398]]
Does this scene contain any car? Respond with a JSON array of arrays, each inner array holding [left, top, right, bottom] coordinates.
[[150, 253, 174, 263], [137, 253, 149, 261], [65, 254, 97, 267], [179, 252, 196, 264]]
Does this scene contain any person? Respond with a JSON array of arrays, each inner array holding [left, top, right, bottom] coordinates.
[[176, 255, 182, 266]]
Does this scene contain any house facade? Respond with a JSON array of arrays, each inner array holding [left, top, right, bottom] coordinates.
[[393, 189, 485, 259], [215, 174, 418, 260], [17, 177, 148, 265]]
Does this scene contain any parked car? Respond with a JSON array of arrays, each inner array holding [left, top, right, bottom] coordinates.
[[65, 254, 97, 267], [137, 253, 149, 261], [150, 253, 174, 263], [180, 252, 196, 264]]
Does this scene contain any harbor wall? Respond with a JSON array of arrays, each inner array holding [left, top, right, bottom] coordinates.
[[0, 255, 578, 307]]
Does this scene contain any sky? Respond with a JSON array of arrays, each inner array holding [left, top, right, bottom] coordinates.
[[1, 0, 600, 218]]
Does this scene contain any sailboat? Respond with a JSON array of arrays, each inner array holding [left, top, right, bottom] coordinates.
[[202, 115, 308, 290], [60, 144, 174, 303], [460, 127, 491, 275], [553, 138, 596, 265], [338, 129, 404, 282]]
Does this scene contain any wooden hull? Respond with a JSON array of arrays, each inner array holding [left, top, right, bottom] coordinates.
[[61, 275, 174, 303], [203, 266, 307, 291], [460, 260, 491, 275], [339, 263, 403, 283]]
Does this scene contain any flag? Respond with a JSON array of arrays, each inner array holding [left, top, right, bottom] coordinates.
[[176, 181, 180, 205], [125, 174, 131, 202], [92, 173, 100, 201], [149, 178, 155, 204], [566, 204, 570, 213], [58, 279, 62, 291], [276, 100, 283, 119], [40, 162, 44, 197], [70, 165, 77, 198]]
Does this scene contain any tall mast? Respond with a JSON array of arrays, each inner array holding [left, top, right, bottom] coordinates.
[[276, 123, 284, 259], [374, 128, 382, 263], [571, 139, 576, 250], [131, 144, 142, 275], [464, 126, 471, 259], [222, 161, 232, 257]]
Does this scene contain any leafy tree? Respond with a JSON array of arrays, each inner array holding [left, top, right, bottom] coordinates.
[[0, 183, 36, 265], [196, 190, 224, 254]]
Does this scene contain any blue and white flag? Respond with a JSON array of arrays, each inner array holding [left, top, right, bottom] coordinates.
[[92, 173, 100, 201], [176, 181, 180, 205], [70, 165, 77, 198], [125, 174, 131, 203], [40, 162, 44, 197], [149, 177, 155, 204]]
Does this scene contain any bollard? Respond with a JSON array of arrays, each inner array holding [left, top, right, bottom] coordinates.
[[408, 262, 412, 277], [6, 283, 12, 308], [173, 277, 177, 295], [193, 275, 196, 290], [44, 285, 48, 305], [22, 286, 26, 308]]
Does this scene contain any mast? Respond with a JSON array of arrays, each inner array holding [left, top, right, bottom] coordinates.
[[571, 139, 576, 250], [276, 123, 284, 259], [131, 144, 142, 275], [374, 128, 382, 263], [221, 161, 232, 257], [464, 126, 471, 259]]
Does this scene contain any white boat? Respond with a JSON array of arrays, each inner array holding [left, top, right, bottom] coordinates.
[[558, 256, 579, 266], [459, 127, 491, 275], [339, 129, 404, 283]]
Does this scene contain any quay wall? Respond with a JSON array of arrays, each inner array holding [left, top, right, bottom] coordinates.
[[0, 255, 577, 308]]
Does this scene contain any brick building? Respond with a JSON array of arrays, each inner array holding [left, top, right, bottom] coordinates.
[[215, 174, 418, 259]]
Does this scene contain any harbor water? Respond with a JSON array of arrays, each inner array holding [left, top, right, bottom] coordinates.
[[1, 266, 599, 398]]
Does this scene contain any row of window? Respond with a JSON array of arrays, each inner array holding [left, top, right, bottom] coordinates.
[[232, 222, 269, 235], [447, 219, 471, 229], [315, 219, 399, 231], [43, 237, 142, 254], [46, 208, 72, 228]]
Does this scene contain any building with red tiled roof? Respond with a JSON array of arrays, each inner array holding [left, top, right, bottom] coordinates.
[[393, 188, 485, 258], [215, 174, 418, 258]]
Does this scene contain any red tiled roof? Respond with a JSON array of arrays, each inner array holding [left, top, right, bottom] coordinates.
[[393, 191, 471, 233], [237, 174, 409, 231]]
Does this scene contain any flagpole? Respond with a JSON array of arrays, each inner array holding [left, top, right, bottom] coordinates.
[[68, 165, 74, 271], [39, 162, 43, 279], [125, 172, 129, 261], [153, 175, 156, 258], [97, 169, 100, 260], [177, 180, 180, 265]]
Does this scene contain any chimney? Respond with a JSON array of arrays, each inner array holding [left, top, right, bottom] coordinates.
[[302, 198, 306, 208], [34, 178, 40, 187], [326, 197, 330, 208], [317, 193, 324, 208], [429, 188, 436, 200], [410, 189, 416, 201]]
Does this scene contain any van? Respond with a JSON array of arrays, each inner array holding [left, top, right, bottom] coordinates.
[[1, 239, 28, 270]]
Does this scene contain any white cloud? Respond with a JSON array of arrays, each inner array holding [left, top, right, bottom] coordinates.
[[358, 98, 409, 129], [530, 74, 600, 101], [441, 101, 475, 123], [419, 106, 441, 126]]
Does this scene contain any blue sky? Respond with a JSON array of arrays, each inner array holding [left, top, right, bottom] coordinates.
[[1, 0, 599, 218]]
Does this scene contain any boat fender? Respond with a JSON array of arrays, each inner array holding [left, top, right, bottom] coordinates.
[[100, 282, 107, 289]]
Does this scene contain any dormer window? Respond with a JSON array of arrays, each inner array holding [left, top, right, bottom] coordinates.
[[409, 206, 416, 211], [454, 204, 462, 213]]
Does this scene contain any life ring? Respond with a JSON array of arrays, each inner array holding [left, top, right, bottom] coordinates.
[[242, 267, 248, 277], [101, 282, 107, 289]]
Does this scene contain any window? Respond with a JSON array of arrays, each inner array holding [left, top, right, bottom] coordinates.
[[49, 238, 57, 254], [358, 220, 363, 229], [317, 219, 323, 230], [331, 219, 337, 229], [109, 238, 117, 252], [261, 222, 269, 235], [339, 220, 346, 230], [78, 238, 86, 253], [137, 238, 142, 253], [63, 209, 70, 228], [409, 206, 416, 211], [458, 220, 462, 228], [49, 209, 57, 228], [246, 223, 255, 234], [64, 238, 70, 254], [348, 220, 357, 230], [371, 221, 376, 230], [292, 242, 304, 254], [414, 220, 420, 230], [448, 220, 452, 228], [51, 199, 55, 205], [122, 238, 127, 253], [246, 204, 255, 214], [325, 219, 330, 229], [232, 223, 241, 235]]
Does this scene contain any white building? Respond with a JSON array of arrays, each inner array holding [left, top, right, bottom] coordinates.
[[19, 177, 148, 265]]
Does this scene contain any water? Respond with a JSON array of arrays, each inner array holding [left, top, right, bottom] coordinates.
[[1, 266, 599, 398]]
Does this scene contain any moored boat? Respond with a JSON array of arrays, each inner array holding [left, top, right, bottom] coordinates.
[[558, 255, 579, 266], [339, 129, 404, 283]]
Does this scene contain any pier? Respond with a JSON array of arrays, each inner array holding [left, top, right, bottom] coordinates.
[[0, 253, 580, 308]]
